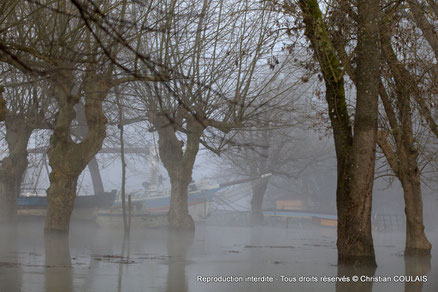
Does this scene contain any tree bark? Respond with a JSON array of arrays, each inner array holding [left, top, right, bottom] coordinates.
[[0, 87, 5, 121], [337, 0, 380, 266], [0, 115, 32, 225], [148, 110, 203, 231], [408, 0, 438, 58], [377, 117, 431, 256], [400, 169, 432, 255], [74, 102, 105, 196], [45, 71, 108, 233], [168, 174, 194, 230], [250, 178, 268, 225], [297, 0, 379, 266], [379, 24, 432, 255]]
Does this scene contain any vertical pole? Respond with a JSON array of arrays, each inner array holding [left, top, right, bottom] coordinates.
[[128, 195, 132, 236]]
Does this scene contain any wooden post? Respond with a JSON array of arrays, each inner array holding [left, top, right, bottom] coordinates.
[[128, 195, 132, 235]]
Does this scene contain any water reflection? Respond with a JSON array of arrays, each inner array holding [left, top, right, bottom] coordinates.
[[404, 255, 430, 292], [165, 230, 194, 292], [1, 221, 436, 292], [336, 264, 376, 292], [0, 226, 21, 292], [44, 232, 73, 292], [117, 237, 131, 292]]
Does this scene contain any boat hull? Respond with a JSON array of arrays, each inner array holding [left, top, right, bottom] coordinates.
[[96, 199, 210, 228], [96, 189, 216, 228], [17, 191, 117, 220]]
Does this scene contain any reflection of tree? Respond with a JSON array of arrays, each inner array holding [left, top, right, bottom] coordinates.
[[117, 238, 130, 292], [165, 230, 194, 292], [404, 255, 430, 292], [44, 233, 73, 292], [0, 226, 22, 292], [336, 264, 376, 292]]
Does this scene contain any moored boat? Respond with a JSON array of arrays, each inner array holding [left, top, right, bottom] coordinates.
[[95, 174, 272, 228], [95, 186, 218, 228], [17, 190, 117, 220]]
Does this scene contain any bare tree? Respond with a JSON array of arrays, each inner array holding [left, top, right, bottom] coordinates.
[[376, 14, 432, 255], [0, 0, 159, 232], [282, 0, 381, 266], [325, 0, 435, 256], [0, 71, 49, 225], [134, 0, 285, 230]]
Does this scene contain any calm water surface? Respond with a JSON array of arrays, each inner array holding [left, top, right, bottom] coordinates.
[[0, 219, 437, 292]]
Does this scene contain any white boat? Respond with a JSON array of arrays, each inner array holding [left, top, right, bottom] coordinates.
[[95, 184, 219, 228], [95, 174, 272, 228]]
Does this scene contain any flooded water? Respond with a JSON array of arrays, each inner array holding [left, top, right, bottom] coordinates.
[[0, 219, 437, 292]]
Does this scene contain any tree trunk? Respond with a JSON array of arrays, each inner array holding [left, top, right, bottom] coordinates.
[[45, 72, 108, 233], [408, 0, 438, 58], [337, 0, 380, 266], [0, 116, 32, 225], [168, 174, 194, 231], [75, 102, 105, 196], [379, 24, 432, 255], [149, 111, 203, 231], [378, 131, 432, 255], [297, 0, 379, 266], [400, 168, 431, 255], [250, 178, 268, 225], [45, 171, 78, 231]]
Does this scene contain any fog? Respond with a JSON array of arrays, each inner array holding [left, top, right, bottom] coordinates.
[[3, 124, 438, 292], [1, 217, 437, 292], [2, 0, 438, 291], [3, 119, 438, 292]]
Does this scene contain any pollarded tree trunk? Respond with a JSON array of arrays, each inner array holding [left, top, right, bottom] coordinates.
[[45, 72, 108, 233], [0, 115, 33, 225], [74, 102, 105, 196], [149, 110, 203, 231], [168, 173, 194, 230], [45, 170, 79, 231], [250, 178, 268, 225]]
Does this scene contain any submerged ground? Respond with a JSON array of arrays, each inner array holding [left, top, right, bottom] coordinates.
[[0, 218, 437, 292]]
